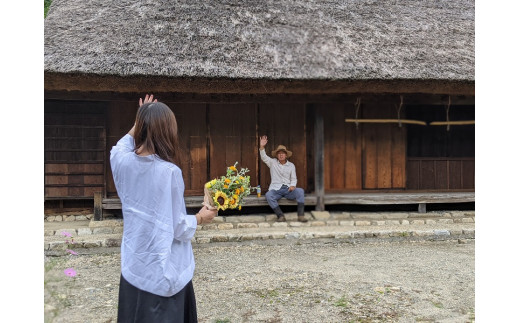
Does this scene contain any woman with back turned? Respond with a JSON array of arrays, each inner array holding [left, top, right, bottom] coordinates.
[[110, 94, 217, 322]]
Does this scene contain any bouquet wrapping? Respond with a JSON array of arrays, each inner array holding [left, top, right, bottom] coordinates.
[[203, 162, 252, 212]]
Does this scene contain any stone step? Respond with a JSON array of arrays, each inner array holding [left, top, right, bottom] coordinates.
[[44, 210, 475, 237], [44, 225, 475, 252]]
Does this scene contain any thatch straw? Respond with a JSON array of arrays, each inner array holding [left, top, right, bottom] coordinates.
[[44, 0, 474, 82]]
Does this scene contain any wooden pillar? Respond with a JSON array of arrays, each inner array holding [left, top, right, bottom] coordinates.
[[314, 106, 325, 211], [94, 191, 103, 221]]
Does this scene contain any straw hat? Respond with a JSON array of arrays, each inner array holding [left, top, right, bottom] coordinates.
[[271, 145, 292, 158]]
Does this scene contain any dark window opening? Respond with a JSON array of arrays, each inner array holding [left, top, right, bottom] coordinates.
[[406, 105, 475, 158]]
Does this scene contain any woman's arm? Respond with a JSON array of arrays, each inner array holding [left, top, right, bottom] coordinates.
[[170, 169, 217, 242]]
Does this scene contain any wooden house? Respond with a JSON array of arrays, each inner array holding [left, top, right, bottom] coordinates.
[[44, 0, 475, 217]]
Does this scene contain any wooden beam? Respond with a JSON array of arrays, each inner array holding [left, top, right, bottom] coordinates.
[[45, 73, 475, 95], [101, 192, 474, 211], [429, 121, 475, 126], [322, 192, 474, 204], [314, 107, 325, 211], [93, 191, 103, 221], [345, 119, 427, 126]]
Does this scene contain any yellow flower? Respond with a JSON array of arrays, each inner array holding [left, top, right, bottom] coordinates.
[[239, 205, 242, 210], [229, 166, 237, 171], [224, 184, 228, 189], [211, 179, 217, 185], [240, 176, 244, 180], [235, 189, 241, 195], [225, 178, 231, 184], [240, 186, 244, 192], [213, 191, 229, 211], [233, 194, 239, 200], [205, 182, 211, 189]]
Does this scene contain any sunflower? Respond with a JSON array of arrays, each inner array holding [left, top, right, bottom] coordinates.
[[213, 191, 229, 210], [205, 179, 217, 189]]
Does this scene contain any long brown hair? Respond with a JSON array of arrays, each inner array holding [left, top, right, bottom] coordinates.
[[133, 102, 180, 165]]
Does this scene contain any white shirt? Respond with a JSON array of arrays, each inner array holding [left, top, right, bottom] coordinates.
[[260, 148, 298, 190], [110, 134, 197, 297]]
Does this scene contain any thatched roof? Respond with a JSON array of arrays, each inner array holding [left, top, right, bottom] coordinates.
[[44, 0, 474, 94]]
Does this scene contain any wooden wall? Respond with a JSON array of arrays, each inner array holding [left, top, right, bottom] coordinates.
[[105, 101, 137, 198], [321, 100, 407, 191], [406, 105, 475, 190], [45, 100, 106, 198], [45, 94, 475, 203], [208, 103, 259, 189], [103, 101, 307, 197], [407, 158, 475, 189]]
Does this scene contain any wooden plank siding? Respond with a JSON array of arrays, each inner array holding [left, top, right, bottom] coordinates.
[[322, 100, 406, 191], [405, 104, 474, 190], [322, 103, 363, 190], [362, 103, 407, 189], [169, 103, 208, 195], [406, 158, 475, 190], [208, 103, 259, 192], [44, 100, 107, 198], [105, 101, 137, 198]]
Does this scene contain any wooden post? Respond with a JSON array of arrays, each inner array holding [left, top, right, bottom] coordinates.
[[418, 203, 426, 213], [314, 106, 325, 211], [94, 191, 103, 221]]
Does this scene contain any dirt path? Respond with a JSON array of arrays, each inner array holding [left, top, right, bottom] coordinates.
[[44, 239, 474, 322]]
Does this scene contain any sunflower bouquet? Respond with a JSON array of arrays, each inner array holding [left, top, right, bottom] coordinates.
[[203, 162, 252, 212]]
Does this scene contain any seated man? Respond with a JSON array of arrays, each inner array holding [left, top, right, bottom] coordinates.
[[259, 135, 307, 222]]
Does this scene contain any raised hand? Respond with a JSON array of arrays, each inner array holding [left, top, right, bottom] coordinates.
[[259, 135, 268, 148], [139, 94, 158, 107]]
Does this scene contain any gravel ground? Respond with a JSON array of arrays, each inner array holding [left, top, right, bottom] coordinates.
[[44, 239, 474, 323]]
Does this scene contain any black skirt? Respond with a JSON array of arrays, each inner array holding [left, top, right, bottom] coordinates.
[[117, 274, 197, 323]]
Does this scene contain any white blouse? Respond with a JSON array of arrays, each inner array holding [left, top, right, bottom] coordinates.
[[110, 134, 197, 297]]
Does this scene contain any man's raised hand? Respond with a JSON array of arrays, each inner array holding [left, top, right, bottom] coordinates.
[[260, 135, 268, 148]]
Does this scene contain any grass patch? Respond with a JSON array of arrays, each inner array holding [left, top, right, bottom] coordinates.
[[334, 296, 349, 308], [253, 288, 279, 298], [44, 0, 52, 18]]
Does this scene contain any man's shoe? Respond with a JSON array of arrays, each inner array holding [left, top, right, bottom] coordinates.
[[277, 216, 286, 222], [298, 215, 308, 223]]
